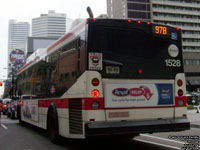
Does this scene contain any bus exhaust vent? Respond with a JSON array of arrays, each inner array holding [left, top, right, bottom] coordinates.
[[69, 99, 83, 134]]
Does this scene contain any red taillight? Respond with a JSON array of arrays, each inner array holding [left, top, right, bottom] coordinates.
[[127, 19, 132, 23], [92, 18, 97, 21], [138, 69, 143, 75], [91, 89, 100, 98], [137, 20, 142, 24], [177, 79, 183, 87], [147, 21, 151, 25], [92, 78, 100, 86], [178, 89, 183, 96], [176, 27, 180, 31], [20, 101, 23, 106]]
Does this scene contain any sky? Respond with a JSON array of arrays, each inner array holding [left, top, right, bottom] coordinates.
[[0, 0, 107, 96]]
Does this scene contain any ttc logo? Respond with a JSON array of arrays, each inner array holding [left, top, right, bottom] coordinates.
[[90, 56, 101, 66]]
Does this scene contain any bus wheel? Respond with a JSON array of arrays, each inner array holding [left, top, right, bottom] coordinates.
[[47, 108, 59, 144]]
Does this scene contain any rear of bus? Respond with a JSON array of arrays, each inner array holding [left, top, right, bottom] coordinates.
[[85, 19, 190, 137]]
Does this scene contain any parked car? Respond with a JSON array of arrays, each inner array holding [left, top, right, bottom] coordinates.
[[2, 98, 12, 115], [193, 92, 200, 105], [186, 92, 200, 105], [7, 95, 38, 119]]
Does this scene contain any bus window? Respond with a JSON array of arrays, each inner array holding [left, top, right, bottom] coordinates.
[[90, 26, 183, 79]]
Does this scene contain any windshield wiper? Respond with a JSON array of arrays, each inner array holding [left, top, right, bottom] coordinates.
[[103, 60, 123, 66]]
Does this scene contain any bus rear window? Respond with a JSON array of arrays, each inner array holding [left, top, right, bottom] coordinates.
[[89, 26, 183, 79]]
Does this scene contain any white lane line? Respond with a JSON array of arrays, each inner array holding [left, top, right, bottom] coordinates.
[[140, 134, 185, 144], [1, 124, 8, 130], [135, 138, 180, 150]]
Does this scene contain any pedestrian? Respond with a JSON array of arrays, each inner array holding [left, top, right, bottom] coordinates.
[[0, 103, 2, 124], [197, 105, 200, 113]]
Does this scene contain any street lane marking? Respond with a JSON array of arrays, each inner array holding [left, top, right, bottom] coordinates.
[[1, 124, 8, 130], [135, 138, 180, 150], [140, 134, 185, 144]]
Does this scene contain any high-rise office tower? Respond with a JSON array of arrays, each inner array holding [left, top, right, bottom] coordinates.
[[32, 10, 66, 38], [107, 0, 151, 21], [7, 19, 30, 77], [107, 0, 200, 87]]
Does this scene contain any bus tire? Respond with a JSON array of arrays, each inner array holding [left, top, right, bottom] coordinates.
[[47, 105, 59, 144]]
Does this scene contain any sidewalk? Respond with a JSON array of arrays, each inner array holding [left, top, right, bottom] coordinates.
[[187, 109, 200, 129]]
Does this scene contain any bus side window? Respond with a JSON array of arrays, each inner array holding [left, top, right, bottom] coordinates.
[[79, 43, 86, 74]]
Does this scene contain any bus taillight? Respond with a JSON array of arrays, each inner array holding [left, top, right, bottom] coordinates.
[[91, 89, 100, 98], [178, 89, 183, 96], [137, 20, 142, 24], [138, 69, 143, 75], [177, 79, 183, 87], [91, 78, 99, 86], [127, 19, 132, 23], [147, 21, 151, 25]]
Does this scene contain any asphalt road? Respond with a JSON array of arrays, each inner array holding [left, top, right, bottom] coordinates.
[[0, 114, 199, 150]]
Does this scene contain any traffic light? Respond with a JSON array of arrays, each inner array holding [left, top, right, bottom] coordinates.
[[0, 81, 3, 86]]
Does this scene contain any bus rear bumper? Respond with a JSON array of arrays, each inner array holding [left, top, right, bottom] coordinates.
[[85, 118, 190, 137]]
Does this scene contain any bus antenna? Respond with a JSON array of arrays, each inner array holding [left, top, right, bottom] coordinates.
[[87, 6, 94, 18]]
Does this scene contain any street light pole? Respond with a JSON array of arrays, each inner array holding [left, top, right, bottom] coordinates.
[[3, 66, 15, 98]]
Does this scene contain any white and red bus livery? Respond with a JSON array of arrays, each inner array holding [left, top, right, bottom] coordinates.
[[17, 18, 190, 142]]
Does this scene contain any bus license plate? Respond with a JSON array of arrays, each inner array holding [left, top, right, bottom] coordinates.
[[106, 66, 120, 74]]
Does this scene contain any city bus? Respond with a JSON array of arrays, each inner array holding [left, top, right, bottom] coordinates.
[[16, 18, 190, 143]]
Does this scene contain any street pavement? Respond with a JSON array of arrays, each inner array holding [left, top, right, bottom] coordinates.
[[0, 109, 200, 150], [187, 107, 200, 128]]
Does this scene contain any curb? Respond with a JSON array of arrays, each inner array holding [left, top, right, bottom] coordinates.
[[190, 124, 200, 129]]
